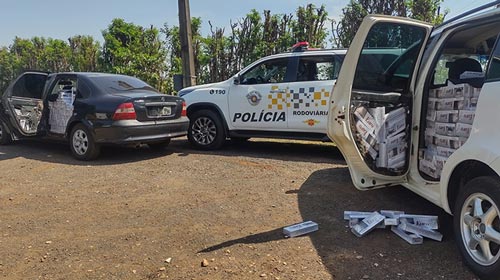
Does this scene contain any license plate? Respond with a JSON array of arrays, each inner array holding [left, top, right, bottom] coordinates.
[[160, 106, 171, 116], [148, 106, 172, 117]]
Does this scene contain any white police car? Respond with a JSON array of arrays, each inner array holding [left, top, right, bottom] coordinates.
[[179, 42, 346, 149], [328, 3, 500, 278]]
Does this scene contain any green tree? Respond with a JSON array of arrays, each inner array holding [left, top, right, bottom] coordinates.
[[68, 35, 101, 72], [334, 0, 447, 47], [102, 18, 167, 91]]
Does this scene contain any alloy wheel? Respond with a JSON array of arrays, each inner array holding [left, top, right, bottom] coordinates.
[[72, 129, 89, 156], [461, 192, 500, 266], [192, 117, 217, 145]]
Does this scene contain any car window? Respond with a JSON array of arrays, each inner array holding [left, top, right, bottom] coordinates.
[[240, 58, 289, 85], [12, 74, 46, 99], [353, 22, 427, 93], [293, 55, 344, 82], [90, 75, 158, 94], [77, 79, 91, 99], [50, 78, 77, 96]]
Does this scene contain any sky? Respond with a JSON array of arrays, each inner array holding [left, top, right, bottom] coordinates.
[[0, 0, 493, 47]]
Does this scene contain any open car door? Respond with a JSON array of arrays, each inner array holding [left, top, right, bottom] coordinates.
[[2, 72, 48, 136], [327, 15, 433, 190]]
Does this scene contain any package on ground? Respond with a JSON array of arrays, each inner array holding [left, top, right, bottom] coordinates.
[[346, 210, 442, 244], [283, 221, 318, 238], [391, 226, 424, 245], [399, 220, 443, 241], [399, 214, 439, 230], [351, 212, 386, 237]]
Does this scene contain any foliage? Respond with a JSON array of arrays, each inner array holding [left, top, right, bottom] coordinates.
[[334, 0, 447, 48], [102, 19, 167, 91], [0, 2, 448, 95]]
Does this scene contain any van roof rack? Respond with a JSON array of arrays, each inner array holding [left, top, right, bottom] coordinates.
[[437, 1, 500, 28]]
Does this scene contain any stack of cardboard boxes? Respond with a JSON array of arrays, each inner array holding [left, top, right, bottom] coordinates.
[[48, 90, 75, 134], [419, 82, 481, 179], [354, 105, 408, 171]]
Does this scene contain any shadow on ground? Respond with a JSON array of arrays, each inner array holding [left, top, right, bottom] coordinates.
[[296, 167, 476, 279], [0, 137, 344, 166]]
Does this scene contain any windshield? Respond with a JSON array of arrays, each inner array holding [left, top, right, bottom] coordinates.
[[90, 75, 158, 94]]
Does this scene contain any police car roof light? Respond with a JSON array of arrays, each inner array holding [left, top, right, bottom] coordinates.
[[292, 41, 309, 52]]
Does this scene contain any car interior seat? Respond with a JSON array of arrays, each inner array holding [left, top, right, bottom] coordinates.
[[447, 57, 484, 87]]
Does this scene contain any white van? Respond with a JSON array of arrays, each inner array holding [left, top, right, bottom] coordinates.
[[327, 3, 500, 279]]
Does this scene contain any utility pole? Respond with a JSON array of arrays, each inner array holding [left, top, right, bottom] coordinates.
[[178, 0, 196, 87]]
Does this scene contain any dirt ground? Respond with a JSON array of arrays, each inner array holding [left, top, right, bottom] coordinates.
[[0, 138, 479, 280]]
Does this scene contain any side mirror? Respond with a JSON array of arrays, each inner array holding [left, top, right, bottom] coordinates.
[[233, 76, 240, 85], [47, 93, 58, 102]]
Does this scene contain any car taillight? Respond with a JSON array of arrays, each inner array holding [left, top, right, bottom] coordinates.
[[181, 101, 187, 117], [113, 102, 136, 120]]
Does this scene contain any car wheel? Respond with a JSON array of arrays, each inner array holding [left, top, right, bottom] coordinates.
[[0, 121, 12, 145], [70, 124, 100, 160], [188, 110, 225, 150], [454, 176, 500, 280], [148, 139, 171, 150]]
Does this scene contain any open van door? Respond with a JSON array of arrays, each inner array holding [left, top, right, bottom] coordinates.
[[327, 15, 432, 190]]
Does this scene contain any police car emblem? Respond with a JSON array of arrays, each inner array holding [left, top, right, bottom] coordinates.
[[246, 91, 262, 106]]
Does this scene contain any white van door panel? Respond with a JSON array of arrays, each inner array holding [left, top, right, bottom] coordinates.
[[327, 15, 433, 190]]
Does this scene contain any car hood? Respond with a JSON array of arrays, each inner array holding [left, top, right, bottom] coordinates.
[[178, 81, 228, 97]]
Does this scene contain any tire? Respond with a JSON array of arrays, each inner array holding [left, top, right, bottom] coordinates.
[[148, 139, 171, 150], [69, 124, 100, 160], [453, 176, 500, 280], [0, 121, 12, 145], [188, 109, 225, 150]]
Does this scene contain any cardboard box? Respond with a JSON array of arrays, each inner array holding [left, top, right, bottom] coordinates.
[[425, 129, 435, 146], [386, 110, 406, 137]]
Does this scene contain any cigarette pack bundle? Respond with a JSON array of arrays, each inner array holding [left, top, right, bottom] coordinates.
[[385, 108, 406, 137], [435, 110, 459, 123], [354, 106, 378, 132], [435, 122, 456, 136], [436, 146, 456, 157], [399, 220, 443, 241], [433, 134, 462, 149], [346, 209, 442, 245], [458, 110, 475, 124], [425, 129, 435, 146], [283, 221, 319, 238], [419, 158, 440, 179], [377, 132, 406, 168], [351, 212, 386, 237], [399, 214, 439, 230], [456, 123, 473, 138], [435, 98, 465, 111], [391, 226, 424, 245]]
